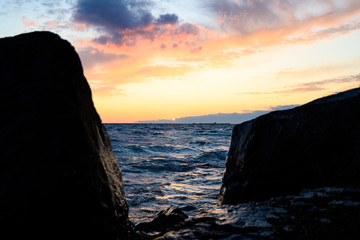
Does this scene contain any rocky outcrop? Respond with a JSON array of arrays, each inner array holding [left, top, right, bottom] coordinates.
[[218, 88, 360, 205], [153, 188, 360, 240], [0, 32, 134, 238], [136, 206, 189, 238]]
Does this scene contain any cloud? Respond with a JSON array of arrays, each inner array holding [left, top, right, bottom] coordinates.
[[22, 17, 37, 27], [239, 73, 360, 95], [191, 46, 203, 53], [72, 0, 360, 98], [200, 0, 360, 56], [212, 0, 293, 34], [74, 0, 155, 45], [74, 0, 154, 31], [156, 13, 179, 25], [78, 47, 129, 69], [284, 20, 360, 44], [175, 23, 200, 35], [88, 79, 126, 96], [210, 0, 360, 36], [73, 0, 202, 47]]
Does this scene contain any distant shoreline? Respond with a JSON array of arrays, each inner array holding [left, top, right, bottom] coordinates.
[[104, 122, 235, 125]]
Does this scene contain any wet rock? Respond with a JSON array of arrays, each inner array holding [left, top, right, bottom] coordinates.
[[0, 32, 135, 239], [154, 188, 360, 240], [219, 88, 360, 205], [268, 188, 360, 240], [136, 206, 188, 237], [156, 204, 273, 240]]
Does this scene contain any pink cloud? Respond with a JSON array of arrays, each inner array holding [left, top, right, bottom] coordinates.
[[22, 17, 36, 27]]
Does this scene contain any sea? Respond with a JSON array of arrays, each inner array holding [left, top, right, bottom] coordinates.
[[106, 123, 233, 224], [105, 123, 360, 239]]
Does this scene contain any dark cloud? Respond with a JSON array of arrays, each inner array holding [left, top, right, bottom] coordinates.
[[74, 0, 190, 46], [74, 0, 154, 31], [92, 32, 127, 45], [156, 13, 179, 25]]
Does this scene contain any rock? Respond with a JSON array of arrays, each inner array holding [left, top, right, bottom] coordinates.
[[149, 188, 360, 240], [136, 206, 188, 237], [268, 188, 360, 240], [218, 88, 360, 205], [0, 32, 134, 239]]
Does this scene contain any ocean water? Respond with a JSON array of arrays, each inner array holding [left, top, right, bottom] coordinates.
[[106, 123, 233, 224], [106, 124, 360, 239]]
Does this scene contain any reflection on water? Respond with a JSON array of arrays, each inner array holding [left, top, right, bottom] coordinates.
[[106, 123, 233, 224], [107, 124, 360, 239]]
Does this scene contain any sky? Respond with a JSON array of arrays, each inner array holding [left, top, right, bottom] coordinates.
[[1, 0, 360, 123]]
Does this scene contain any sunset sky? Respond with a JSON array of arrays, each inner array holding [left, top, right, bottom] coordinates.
[[1, 0, 360, 123]]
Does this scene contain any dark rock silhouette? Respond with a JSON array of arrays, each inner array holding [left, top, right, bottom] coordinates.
[[136, 206, 188, 238], [0, 32, 134, 239], [218, 88, 360, 205]]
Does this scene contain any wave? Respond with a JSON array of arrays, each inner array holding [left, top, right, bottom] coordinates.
[[127, 145, 147, 153], [105, 123, 234, 225], [196, 150, 227, 161], [147, 145, 176, 153], [130, 161, 195, 173], [196, 163, 214, 168], [190, 140, 208, 146]]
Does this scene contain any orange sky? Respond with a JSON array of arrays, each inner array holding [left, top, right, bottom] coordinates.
[[2, 0, 360, 122]]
